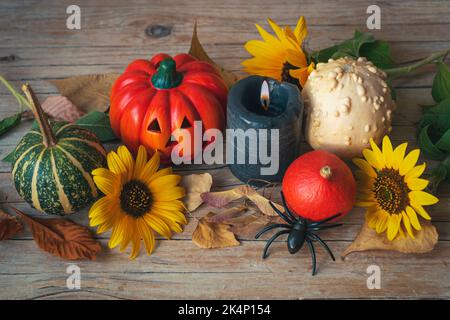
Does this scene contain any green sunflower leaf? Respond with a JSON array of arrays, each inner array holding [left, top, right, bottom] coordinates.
[[313, 30, 394, 70], [418, 125, 446, 160], [435, 129, 450, 152], [2, 149, 15, 162], [75, 111, 117, 142], [432, 61, 450, 103], [0, 113, 21, 137]]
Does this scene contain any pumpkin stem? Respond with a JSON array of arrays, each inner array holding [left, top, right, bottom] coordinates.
[[320, 166, 332, 179], [151, 57, 183, 89], [22, 84, 57, 147]]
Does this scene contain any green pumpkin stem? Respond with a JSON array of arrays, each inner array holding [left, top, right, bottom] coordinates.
[[151, 57, 183, 89], [22, 84, 57, 147]]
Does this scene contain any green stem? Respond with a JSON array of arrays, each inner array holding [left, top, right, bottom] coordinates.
[[384, 49, 449, 78], [22, 84, 57, 147], [0, 75, 31, 112], [151, 57, 183, 89]]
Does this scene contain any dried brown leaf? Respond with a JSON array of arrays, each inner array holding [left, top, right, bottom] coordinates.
[[181, 173, 213, 211], [49, 73, 119, 113], [192, 212, 240, 249], [189, 21, 238, 89], [342, 220, 438, 258], [201, 185, 284, 216], [205, 205, 248, 224], [0, 209, 23, 240], [228, 213, 276, 238], [11, 207, 101, 260], [41, 95, 85, 122]]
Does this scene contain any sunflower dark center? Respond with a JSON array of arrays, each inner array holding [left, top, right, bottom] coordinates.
[[281, 62, 300, 87], [373, 168, 409, 214], [120, 180, 153, 217]]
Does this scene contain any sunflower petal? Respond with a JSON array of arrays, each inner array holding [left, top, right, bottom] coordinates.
[[399, 149, 420, 176], [107, 150, 127, 176], [117, 145, 134, 181], [144, 213, 172, 239], [109, 217, 125, 249], [369, 138, 385, 168], [129, 234, 141, 259], [152, 187, 185, 202], [382, 136, 394, 169], [93, 175, 119, 196], [387, 214, 401, 240], [294, 16, 308, 43], [148, 174, 182, 191], [138, 218, 155, 255], [409, 191, 439, 206], [392, 142, 407, 170], [405, 206, 421, 230], [406, 178, 429, 191], [376, 212, 388, 233], [401, 211, 415, 238], [362, 149, 383, 170], [405, 163, 426, 180], [352, 158, 377, 178], [139, 151, 160, 182], [410, 199, 432, 220]]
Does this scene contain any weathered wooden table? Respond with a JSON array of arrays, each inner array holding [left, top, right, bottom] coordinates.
[[0, 0, 449, 299]]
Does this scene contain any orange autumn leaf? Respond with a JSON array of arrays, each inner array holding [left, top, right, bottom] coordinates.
[[0, 209, 23, 240], [188, 21, 238, 89], [192, 212, 240, 249], [342, 220, 438, 258], [11, 207, 101, 260], [201, 185, 284, 216]]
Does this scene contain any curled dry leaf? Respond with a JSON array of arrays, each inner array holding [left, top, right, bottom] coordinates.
[[0, 209, 23, 240], [201, 185, 284, 216], [342, 220, 438, 258], [192, 212, 240, 249], [228, 213, 279, 238], [41, 95, 85, 122], [11, 207, 101, 260], [181, 173, 213, 211], [49, 73, 119, 113], [189, 21, 238, 89]]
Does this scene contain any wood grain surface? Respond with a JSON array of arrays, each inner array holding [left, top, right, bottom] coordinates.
[[0, 0, 449, 299]]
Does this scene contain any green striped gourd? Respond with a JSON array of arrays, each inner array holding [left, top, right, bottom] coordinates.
[[11, 85, 107, 215]]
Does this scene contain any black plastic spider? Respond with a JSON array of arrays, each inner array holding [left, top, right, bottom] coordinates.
[[255, 192, 342, 276]]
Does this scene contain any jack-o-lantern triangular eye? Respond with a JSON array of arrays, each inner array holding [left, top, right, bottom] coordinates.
[[148, 119, 161, 132], [180, 117, 192, 129]]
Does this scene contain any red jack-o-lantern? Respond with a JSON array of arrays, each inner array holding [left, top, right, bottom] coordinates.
[[110, 53, 227, 163]]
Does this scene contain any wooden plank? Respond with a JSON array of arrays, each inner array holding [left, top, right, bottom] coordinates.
[[0, 240, 448, 299]]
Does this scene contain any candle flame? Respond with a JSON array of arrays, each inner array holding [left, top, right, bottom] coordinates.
[[260, 80, 270, 111]]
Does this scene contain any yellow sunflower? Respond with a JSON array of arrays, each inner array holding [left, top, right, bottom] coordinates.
[[353, 136, 439, 241], [242, 17, 315, 87], [89, 145, 186, 259]]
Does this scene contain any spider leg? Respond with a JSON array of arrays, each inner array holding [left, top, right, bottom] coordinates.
[[308, 233, 335, 261], [255, 224, 291, 239], [309, 213, 342, 227], [309, 223, 342, 231], [269, 201, 293, 224], [280, 191, 298, 221], [306, 239, 317, 276], [262, 230, 290, 259]]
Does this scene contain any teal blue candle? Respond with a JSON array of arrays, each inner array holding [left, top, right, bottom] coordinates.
[[227, 76, 303, 184]]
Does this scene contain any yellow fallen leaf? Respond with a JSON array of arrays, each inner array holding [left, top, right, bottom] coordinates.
[[188, 21, 238, 89], [192, 212, 240, 249], [342, 220, 438, 258], [181, 173, 213, 211], [49, 73, 120, 113], [201, 185, 284, 216]]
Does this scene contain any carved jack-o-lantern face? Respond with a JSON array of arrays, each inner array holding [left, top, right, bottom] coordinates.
[[110, 53, 227, 163]]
